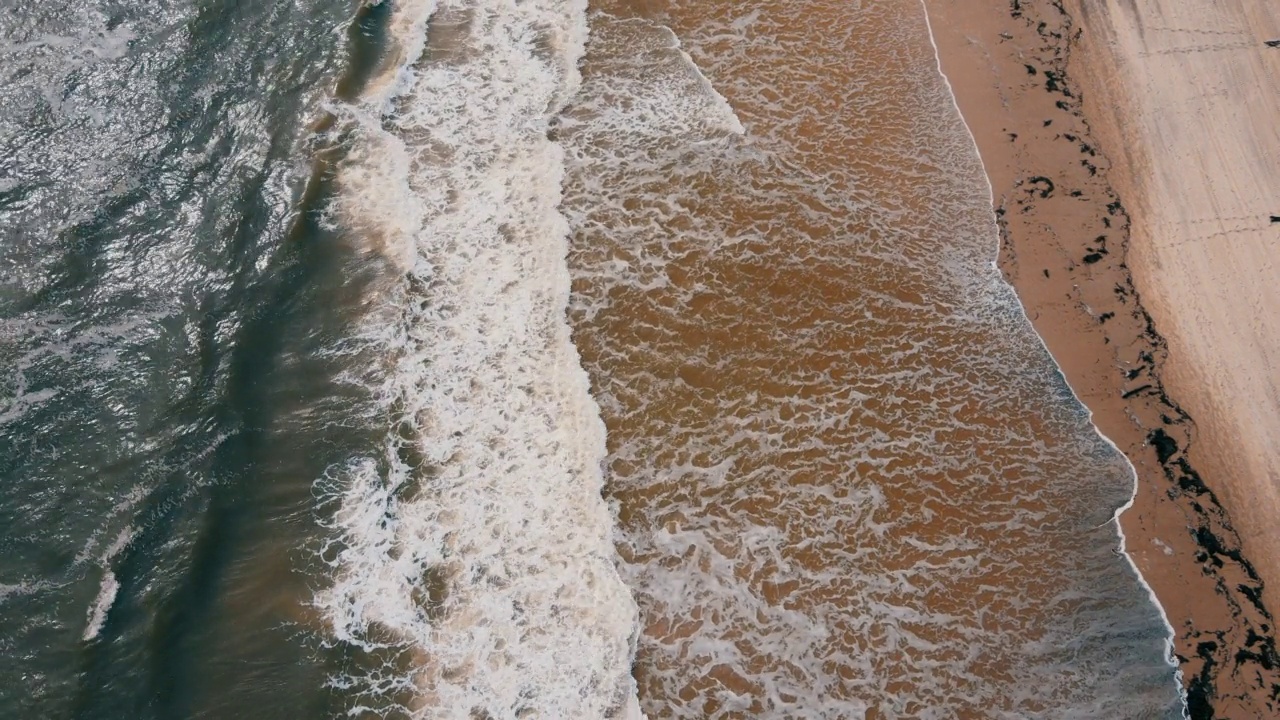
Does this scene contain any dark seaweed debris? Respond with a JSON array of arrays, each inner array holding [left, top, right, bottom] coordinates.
[[1000, 1, 1280, 714], [1026, 176, 1055, 198]]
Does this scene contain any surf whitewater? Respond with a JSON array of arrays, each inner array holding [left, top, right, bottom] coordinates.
[[311, 0, 642, 716]]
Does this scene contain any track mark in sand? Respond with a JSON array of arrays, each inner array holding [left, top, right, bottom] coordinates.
[[1137, 25, 1252, 59], [1147, 26, 1247, 40], [1139, 40, 1256, 58], [1181, 214, 1263, 226], [1163, 216, 1276, 248]]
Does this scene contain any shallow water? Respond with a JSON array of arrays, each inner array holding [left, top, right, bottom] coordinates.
[[558, 1, 1184, 717], [0, 0, 1184, 717]]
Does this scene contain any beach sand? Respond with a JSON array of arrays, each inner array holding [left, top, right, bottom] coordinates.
[[923, 0, 1280, 715]]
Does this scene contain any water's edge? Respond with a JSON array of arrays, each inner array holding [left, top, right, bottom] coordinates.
[[918, 3, 1187, 714]]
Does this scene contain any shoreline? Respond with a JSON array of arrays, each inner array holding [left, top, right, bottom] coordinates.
[[920, 0, 1185, 700], [921, 0, 1280, 716]]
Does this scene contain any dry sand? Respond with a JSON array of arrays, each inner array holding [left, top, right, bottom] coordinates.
[[923, 0, 1280, 715]]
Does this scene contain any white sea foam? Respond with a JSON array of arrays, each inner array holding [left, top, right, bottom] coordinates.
[[0, 580, 56, 605], [81, 525, 136, 642], [74, 485, 148, 566], [312, 0, 642, 716], [82, 570, 119, 642]]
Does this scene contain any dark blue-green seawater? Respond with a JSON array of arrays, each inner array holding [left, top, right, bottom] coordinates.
[[0, 1, 392, 716]]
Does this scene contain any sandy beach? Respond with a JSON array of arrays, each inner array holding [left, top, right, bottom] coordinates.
[[923, 0, 1280, 715]]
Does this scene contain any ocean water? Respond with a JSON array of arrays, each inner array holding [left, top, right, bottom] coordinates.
[[0, 0, 1184, 718]]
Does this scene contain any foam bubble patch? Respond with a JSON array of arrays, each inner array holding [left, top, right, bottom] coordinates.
[[311, 0, 643, 716]]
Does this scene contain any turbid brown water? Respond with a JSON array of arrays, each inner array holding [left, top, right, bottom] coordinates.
[[559, 0, 1184, 716]]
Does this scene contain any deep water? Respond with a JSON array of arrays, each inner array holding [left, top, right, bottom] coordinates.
[[0, 1, 390, 716]]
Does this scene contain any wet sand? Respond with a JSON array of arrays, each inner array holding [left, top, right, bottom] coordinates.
[[923, 0, 1280, 715]]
